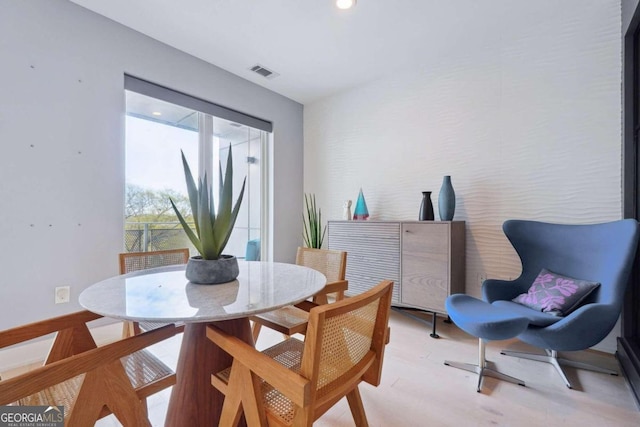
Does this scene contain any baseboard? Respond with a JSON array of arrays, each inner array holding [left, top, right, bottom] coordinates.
[[618, 337, 640, 409]]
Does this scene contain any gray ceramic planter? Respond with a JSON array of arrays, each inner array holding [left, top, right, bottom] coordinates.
[[185, 255, 239, 284]]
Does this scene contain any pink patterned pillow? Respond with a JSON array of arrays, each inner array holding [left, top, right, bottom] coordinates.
[[512, 268, 600, 317]]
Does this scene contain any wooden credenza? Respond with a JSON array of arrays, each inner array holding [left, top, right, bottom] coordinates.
[[327, 220, 465, 315]]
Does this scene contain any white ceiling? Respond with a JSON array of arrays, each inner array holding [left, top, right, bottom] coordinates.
[[69, 0, 556, 105]]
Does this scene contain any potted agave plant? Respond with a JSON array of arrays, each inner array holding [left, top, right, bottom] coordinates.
[[170, 146, 245, 284]]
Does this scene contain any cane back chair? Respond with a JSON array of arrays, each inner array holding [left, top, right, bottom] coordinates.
[[0, 310, 178, 426], [208, 280, 393, 426], [250, 247, 348, 341], [119, 248, 190, 337]]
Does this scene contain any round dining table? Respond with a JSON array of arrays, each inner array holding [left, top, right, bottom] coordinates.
[[79, 260, 326, 427]]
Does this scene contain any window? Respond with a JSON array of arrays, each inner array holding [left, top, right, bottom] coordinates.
[[124, 76, 270, 259]]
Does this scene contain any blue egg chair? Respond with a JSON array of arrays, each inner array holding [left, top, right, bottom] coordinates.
[[482, 219, 640, 388]]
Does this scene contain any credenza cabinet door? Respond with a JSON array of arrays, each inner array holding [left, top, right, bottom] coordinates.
[[401, 223, 450, 313], [400, 221, 465, 313]]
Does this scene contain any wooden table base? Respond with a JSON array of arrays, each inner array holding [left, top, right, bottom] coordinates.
[[165, 319, 252, 427]]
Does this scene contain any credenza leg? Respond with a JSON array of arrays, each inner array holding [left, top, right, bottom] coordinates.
[[430, 311, 440, 339]]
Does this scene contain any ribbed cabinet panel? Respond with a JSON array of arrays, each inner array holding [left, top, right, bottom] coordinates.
[[328, 221, 401, 303]]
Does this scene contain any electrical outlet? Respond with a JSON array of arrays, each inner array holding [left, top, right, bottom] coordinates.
[[55, 286, 70, 304]]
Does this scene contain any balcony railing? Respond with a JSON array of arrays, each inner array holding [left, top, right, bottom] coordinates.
[[125, 222, 194, 253], [125, 222, 259, 258]]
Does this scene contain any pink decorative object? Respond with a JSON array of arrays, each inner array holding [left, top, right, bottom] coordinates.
[[512, 268, 600, 316]]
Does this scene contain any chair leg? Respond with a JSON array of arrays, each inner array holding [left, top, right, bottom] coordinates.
[[445, 339, 525, 392], [346, 386, 369, 427], [500, 349, 617, 389], [251, 321, 262, 343]]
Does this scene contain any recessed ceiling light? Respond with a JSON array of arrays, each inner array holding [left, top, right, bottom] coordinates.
[[336, 0, 356, 10], [152, 111, 162, 116]]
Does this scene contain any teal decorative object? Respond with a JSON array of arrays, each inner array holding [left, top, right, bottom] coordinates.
[[353, 188, 370, 220], [438, 175, 456, 221]]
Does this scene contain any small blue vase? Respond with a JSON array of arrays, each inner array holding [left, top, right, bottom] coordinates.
[[438, 176, 455, 221]]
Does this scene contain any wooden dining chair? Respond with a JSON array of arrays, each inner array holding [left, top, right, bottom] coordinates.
[[119, 248, 190, 337], [208, 280, 393, 427], [250, 247, 348, 341], [0, 310, 179, 426]]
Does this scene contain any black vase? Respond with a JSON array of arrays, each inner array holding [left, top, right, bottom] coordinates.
[[419, 191, 435, 221]]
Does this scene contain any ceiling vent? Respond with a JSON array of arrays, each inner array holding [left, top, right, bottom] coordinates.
[[249, 64, 280, 79]]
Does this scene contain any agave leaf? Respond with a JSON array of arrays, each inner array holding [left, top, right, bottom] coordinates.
[[302, 213, 311, 247], [216, 177, 246, 254], [303, 194, 313, 247], [318, 208, 325, 247], [202, 171, 216, 229], [218, 159, 224, 212], [309, 194, 318, 247], [181, 151, 200, 237], [197, 178, 218, 259], [310, 195, 319, 247], [170, 198, 202, 255], [210, 193, 216, 224], [217, 145, 235, 229]]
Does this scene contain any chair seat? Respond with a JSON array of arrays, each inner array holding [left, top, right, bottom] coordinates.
[[138, 321, 182, 333], [11, 348, 174, 420], [491, 300, 563, 327], [251, 307, 310, 336], [215, 338, 305, 425], [252, 248, 348, 342], [121, 349, 176, 394], [12, 374, 85, 417], [446, 294, 530, 341]]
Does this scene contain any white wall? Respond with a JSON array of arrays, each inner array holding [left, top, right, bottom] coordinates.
[[623, 0, 640, 33], [305, 1, 623, 352], [0, 0, 303, 330]]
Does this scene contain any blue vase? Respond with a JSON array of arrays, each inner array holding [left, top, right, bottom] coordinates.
[[438, 176, 455, 221]]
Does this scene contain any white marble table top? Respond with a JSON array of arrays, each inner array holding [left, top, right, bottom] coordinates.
[[79, 261, 327, 323]]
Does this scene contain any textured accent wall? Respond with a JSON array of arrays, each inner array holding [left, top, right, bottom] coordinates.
[[304, 1, 622, 350]]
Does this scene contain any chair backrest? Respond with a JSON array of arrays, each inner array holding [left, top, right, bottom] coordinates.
[[503, 219, 640, 309], [119, 248, 190, 274], [296, 247, 347, 283], [301, 280, 393, 401]]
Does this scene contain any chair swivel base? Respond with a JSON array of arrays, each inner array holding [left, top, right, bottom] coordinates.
[[500, 349, 617, 389], [445, 339, 525, 392]]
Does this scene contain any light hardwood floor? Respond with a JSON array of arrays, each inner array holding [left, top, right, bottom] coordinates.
[[8, 310, 640, 426]]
